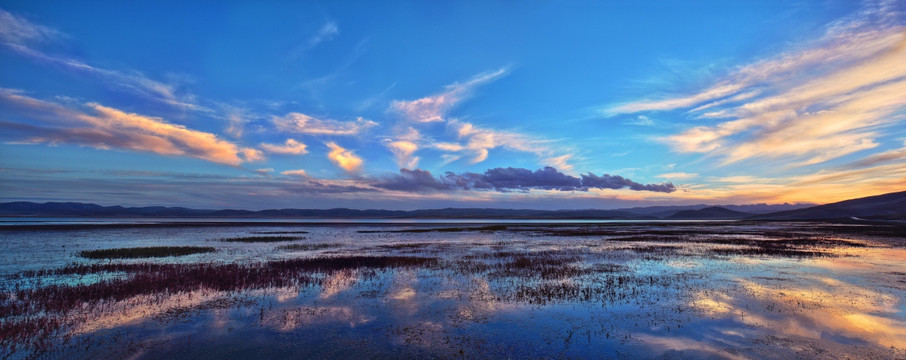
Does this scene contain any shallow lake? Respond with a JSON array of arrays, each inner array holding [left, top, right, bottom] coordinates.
[[1, 221, 905, 359]]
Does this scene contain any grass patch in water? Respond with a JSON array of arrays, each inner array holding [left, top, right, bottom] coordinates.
[[250, 230, 309, 235], [218, 236, 303, 243], [358, 225, 508, 233], [277, 243, 338, 251], [79, 246, 215, 259]]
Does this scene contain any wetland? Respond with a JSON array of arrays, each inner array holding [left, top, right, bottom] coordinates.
[[1, 221, 905, 359]]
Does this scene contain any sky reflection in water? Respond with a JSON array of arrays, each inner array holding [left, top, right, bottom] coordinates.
[[1, 222, 905, 359]]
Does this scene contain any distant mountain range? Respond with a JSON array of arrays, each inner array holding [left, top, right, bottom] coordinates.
[[1, 190, 903, 221]]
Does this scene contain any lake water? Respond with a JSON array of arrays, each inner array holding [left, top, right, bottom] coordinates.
[[1, 221, 905, 359]]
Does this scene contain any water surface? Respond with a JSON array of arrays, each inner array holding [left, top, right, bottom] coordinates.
[[1, 221, 904, 359]]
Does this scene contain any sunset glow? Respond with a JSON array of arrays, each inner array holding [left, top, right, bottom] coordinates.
[[2, 1, 903, 209]]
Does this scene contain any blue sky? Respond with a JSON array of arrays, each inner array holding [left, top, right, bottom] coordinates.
[[1, 0, 904, 209]]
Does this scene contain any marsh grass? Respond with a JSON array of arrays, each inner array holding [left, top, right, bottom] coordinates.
[[0, 255, 437, 352], [358, 225, 508, 233], [251, 231, 310, 235], [277, 243, 338, 251], [3, 222, 902, 358], [218, 236, 304, 243], [79, 246, 216, 259]]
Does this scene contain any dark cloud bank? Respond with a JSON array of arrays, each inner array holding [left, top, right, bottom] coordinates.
[[374, 167, 676, 193]]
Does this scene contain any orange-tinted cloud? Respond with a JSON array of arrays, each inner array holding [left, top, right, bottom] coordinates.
[[386, 140, 419, 169], [281, 169, 309, 177], [325, 141, 363, 173], [260, 138, 309, 155], [0, 89, 260, 166], [604, 2, 906, 204], [611, 1, 905, 169]]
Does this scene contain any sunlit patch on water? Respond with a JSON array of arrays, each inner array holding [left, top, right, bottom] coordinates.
[[1, 222, 905, 358]]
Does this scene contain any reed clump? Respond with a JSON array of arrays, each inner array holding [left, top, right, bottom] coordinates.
[[0, 255, 437, 353], [277, 243, 338, 251], [79, 246, 216, 259], [218, 236, 303, 243]]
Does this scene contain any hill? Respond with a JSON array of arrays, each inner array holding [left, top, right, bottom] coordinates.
[[2, 190, 903, 221], [748, 190, 906, 221]]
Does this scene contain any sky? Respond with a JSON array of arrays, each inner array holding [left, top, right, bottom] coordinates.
[[0, 0, 904, 210]]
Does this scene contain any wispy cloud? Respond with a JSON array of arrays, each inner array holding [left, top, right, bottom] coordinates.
[[387, 68, 576, 169], [448, 120, 572, 169], [613, 1, 906, 169], [273, 112, 378, 136], [309, 21, 339, 47], [0, 8, 63, 45], [608, 1, 902, 116], [325, 141, 363, 173], [241, 148, 265, 162], [609, 83, 745, 115], [627, 115, 654, 126], [658, 172, 697, 180], [260, 139, 309, 155], [385, 140, 420, 169], [390, 68, 508, 123], [255, 168, 274, 176], [222, 105, 249, 139], [281, 169, 309, 177], [545, 154, 574, 173], [0, 9, 205, 111], [383, 127, 421, 169], [0, 89, 260, 166], [832, 141, 906, 170]]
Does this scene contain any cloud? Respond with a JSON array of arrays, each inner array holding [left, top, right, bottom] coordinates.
[[385, 140, 419, 169], [449, 119, 569, 166], [260, 138, 308, 155], [384, 127, 421, 168], [0, 9, 204, 111], [281, 169, 309, 177], [608, 83, 744, 115], [607, 1, 903, 115], [627, 115, 654, 126], [255, 168, 274, 176], [273, 112, 378, 135], [223, 106, 248, 138], [325, 141, 363, 173], [832, 142, 906, 170], [0, 89, 260, 166], [241, 148, 265, 162], [581, 173, 676, 193], [432, 142, 464, 152], [390, 68, 508, 123], [657, 172, 698, 180], [309, 21, 338, 47], [614, 2, 906, 168], [544, 154, 574, 172], [0, 9, 63, 45], [439, 154, 461, 166], [6, 44, 203, 110], [382, 119, 575, 169], [371, 168, 450, 192], [465, 167, 583, 192], [373, 166, 676, 193], [388, 68, 575, 169]]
